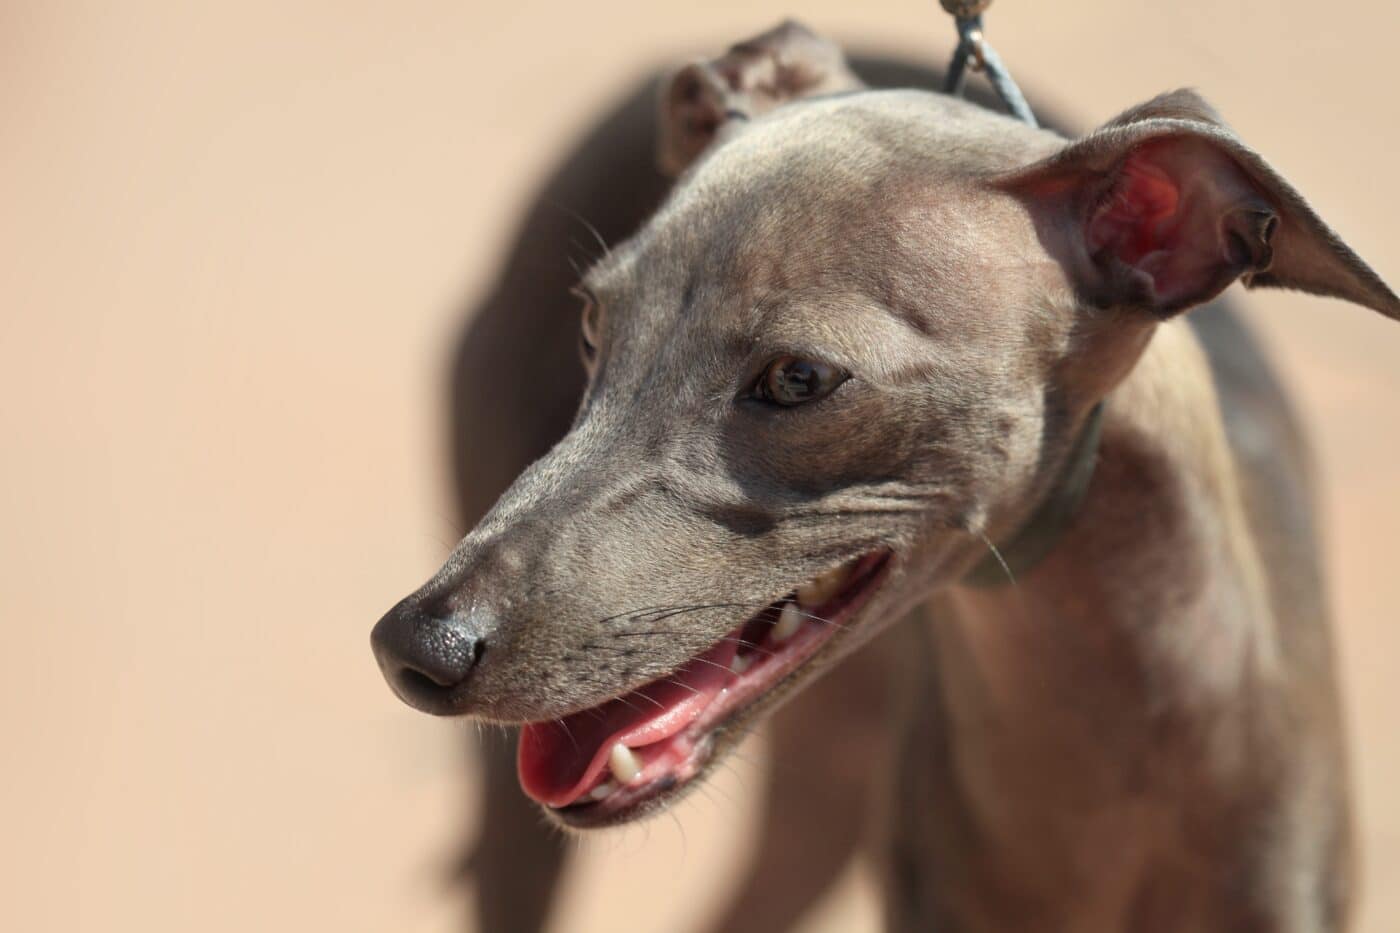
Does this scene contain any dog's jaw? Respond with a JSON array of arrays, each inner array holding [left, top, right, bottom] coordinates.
[[520, 550, 893, 828]]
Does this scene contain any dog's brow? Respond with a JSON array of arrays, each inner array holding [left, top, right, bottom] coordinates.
[[580, 238, 644, 297], [872, 296, 938, 338], [749, 292, 938, 346]]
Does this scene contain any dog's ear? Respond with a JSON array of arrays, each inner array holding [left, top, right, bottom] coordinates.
[[995, 89, 1399, 320], [656, 20, 864, 177]]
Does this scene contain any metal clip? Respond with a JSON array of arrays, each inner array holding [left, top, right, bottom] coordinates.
[[938, 0, 1037, 127], [939, 0, 993, 15], [964, 27, 987, 72]]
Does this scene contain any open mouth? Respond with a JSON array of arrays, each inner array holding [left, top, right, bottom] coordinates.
[[516, 549, 891, 827]]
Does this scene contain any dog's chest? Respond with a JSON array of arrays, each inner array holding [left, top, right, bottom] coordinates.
[[876, 567, 1283, 931]]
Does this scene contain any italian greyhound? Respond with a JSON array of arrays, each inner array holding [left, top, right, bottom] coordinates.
[[374, 22, 1399, 931]]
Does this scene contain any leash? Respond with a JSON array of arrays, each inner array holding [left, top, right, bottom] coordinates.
[[938, 1, 1104, 586], [938, 0, 1037, 126]]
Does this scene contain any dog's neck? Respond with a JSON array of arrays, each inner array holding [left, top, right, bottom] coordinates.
[[945, 320, 1275, 695], [907, 321, 1280, 918], [963, 401, 1106, 587]]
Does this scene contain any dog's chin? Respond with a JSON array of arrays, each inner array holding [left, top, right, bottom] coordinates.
[[515, 549, 894, 830]]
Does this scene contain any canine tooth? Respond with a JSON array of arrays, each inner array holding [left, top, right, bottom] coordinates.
[[731, 653, 754, 675], [608, 742, 642, 785], [771, 602, 804, 643], [796, 565, 849, 608], [588, 781, 618, 801]]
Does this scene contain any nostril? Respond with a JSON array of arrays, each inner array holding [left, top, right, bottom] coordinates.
[[371, 596, 491, 714], [395, 666, 448, 695]]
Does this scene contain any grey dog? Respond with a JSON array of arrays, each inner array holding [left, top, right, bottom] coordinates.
[[373, 22, 1399, 932]]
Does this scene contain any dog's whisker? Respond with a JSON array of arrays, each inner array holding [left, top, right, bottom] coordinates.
[[628, 691, 666, 711], [641, 603, 752, 625], [579, 642, 631, 655], [719, 636, 780, 657], [612, 598, 851, 642], [662, 677, 704, 697], [597, 690, 651, 716], [771, 606, 847, 630], [977, 529, 1018, 588], [688, 655, 740, 675], [556, 204, 612, 261], [594, 604, 680, 626], [553, 717, 580, 754], [565, 253, 586, 280]]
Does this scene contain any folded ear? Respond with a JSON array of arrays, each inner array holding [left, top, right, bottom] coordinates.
[[656, 20, 864, 176], [995, 89, 1399, 319]]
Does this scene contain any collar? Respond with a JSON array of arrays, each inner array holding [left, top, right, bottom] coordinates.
[[963, 402, 1106, 587]]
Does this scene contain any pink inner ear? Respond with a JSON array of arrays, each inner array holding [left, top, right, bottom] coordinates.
[[1083, 137, 1266, 312], [1086, 152, 1181, 267]]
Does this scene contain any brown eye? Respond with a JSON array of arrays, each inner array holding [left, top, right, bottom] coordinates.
[[754, 356, 847, 407]]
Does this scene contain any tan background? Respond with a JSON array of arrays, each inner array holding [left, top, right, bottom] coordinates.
[[2, 1, 1398, 930]]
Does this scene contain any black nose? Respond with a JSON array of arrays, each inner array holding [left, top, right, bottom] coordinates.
[[371, 597, 485, 715]]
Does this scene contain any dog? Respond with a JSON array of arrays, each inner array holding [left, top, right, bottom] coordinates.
[[373, 21, 1399, 931], [439, 30, 985, 933]]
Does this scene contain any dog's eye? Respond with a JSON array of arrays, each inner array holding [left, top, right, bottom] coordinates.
[[754, 356, 847, 407]]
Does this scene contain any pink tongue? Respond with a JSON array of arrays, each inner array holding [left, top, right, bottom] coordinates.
[[517, 635, 739, 808]]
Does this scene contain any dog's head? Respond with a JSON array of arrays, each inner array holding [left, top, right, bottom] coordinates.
[[373, 23, 1398, 827]]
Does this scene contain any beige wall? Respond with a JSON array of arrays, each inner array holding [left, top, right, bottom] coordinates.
[[2, 2, 1398, 930]]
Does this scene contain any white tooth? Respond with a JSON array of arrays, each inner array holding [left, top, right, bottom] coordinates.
[[608, 742, 642, 785], [731, 653, 754, 675], [796, 565, 850, 609], [588, 780, 618, 801], [771, 601, 804, 642]]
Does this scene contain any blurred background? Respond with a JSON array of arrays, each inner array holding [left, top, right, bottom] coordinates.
[[3, 1, 1398, 930]]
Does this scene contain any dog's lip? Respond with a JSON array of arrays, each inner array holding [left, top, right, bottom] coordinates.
[[521, 549, 893, 828]]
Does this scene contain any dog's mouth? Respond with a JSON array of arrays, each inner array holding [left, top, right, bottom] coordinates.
[[516, 549, 891, 827]]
